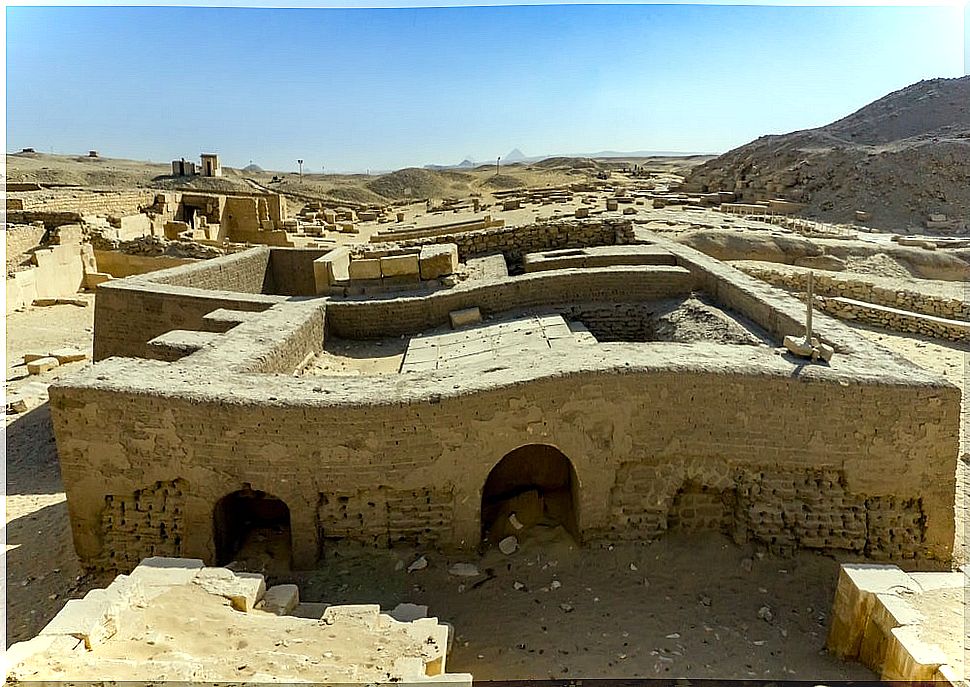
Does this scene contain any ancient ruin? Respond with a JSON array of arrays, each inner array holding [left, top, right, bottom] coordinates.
[[45, 219, 959, 573]]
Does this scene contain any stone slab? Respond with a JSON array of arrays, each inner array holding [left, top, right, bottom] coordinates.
[[27, 357, 59, 374], [192, 567, 266, 612], [449, 307, 482, 329], [419, 243, 459, 280], [381, 253, 420, 278], [348, 258, 382, 281], [261, 584, 299, 615]]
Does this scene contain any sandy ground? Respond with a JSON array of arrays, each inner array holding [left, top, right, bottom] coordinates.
[[4, 283, 965, 679], [5, 295, 116, 646], [302, 336, 407, 376], [292, 528, 874, 680]]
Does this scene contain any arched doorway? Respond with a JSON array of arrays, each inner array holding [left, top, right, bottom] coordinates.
[[480, 444, 579, 546], [213, 487, 292, 569]]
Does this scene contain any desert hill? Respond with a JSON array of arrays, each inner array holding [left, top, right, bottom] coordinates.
[[684, 76, 970, 230]]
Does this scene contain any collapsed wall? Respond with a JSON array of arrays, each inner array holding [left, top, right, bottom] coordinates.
[[4, 556, 469, 685]]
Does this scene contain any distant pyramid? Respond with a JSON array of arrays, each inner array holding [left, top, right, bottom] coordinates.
[[456, 159, 476, 168], [504, 148, 526, 162]]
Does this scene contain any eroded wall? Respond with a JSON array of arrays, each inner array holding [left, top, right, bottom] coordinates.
[[51, 342, 959, 571]]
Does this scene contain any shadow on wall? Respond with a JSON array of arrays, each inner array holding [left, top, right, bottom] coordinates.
[[480, 444, 580, 547], [213, 487, 293, 570]]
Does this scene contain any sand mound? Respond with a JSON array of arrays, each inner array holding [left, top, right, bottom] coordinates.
[[685, 76, 970, 230], [366, 168, 461, 200], [483, 174, 526, 190]]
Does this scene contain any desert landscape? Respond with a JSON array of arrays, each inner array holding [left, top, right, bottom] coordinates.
[[4, 9, 968, 681]]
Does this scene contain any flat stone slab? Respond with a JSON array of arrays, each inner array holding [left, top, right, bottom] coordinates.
[[260, 584, 299, 615], [192, 567, 266, 612]]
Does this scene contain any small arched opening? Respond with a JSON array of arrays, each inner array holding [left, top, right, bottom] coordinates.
[[213, 487, 292, 569], [480, 444, 579, 546]]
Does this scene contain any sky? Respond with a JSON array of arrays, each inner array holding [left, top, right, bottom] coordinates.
[[5, 3, 968, 172]]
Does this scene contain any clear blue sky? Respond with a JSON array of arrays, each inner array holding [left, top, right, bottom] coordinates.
[[6, 3, 967, 172]]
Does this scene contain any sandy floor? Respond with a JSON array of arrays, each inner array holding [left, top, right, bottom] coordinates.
[[290, 527, 875, 680]]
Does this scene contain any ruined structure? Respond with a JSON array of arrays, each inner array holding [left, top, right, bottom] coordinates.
[[4, 556, 468, 684], [48, 220, 960, 572]]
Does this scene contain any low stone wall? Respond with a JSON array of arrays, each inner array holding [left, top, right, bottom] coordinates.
[[391, 219, 635, 268], [147, 248, 271, 293], [736, 262, 969, 321], [325, 265, 696, 339], [8, 189, 156, 216], [94, 250, 197, 278], [56, 227, 961, 574], [819, 297, 970, 342]]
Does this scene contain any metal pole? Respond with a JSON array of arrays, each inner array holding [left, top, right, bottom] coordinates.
[[806, 270, 814, 342]]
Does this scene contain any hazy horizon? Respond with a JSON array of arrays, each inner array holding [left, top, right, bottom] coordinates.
[[6, 3, 967, 173]]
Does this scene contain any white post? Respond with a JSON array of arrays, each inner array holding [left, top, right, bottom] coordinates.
[[806, 270, 814, 342]]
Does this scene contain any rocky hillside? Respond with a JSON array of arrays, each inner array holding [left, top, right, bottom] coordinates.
[[684, 76, 970, 230]]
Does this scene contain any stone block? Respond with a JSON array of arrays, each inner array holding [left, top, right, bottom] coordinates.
[[313, 246, 351, 294], [192, 567, 266, 612], [419, 244, 459, 280], [164, 221, 189, 240], [826, 564, 919, 660], [607, 199, 619, 211], [883, 626, 948, 681], [348, 258, 382, 281], [27, 357, 59, 375], [321, 604, 381, 630], [381, 253, 420, 278], [4, 634, 83, 674], [128, 557, 204, 599], [50, 347, 88, 364], [449, 307, 482, 329], [340, 222, 358, 234], [291, 602, 330, 619], [56, 297, 88, 307], [575, 207, 589, 218], [84, 272, 113, 289], [261, 584, 299, 615], [39, 596, 114, 648], [23, 352, 49, 363]]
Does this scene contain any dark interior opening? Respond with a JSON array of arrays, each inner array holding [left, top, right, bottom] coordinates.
[[481, 444, 579, 546], [213, 487, 292, 569]]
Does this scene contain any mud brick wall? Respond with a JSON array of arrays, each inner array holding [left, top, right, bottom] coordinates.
[[317, 487, 454, 550], [555, 302, 656, 342], [93, 285, 281, 361], [93, 249, 285, 361], [325, 266, 696, 339], [393, 220, 636, 268], [50, 357, 959, 571], [100, 479, 187, 570], [148, 248, 272, 293]]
